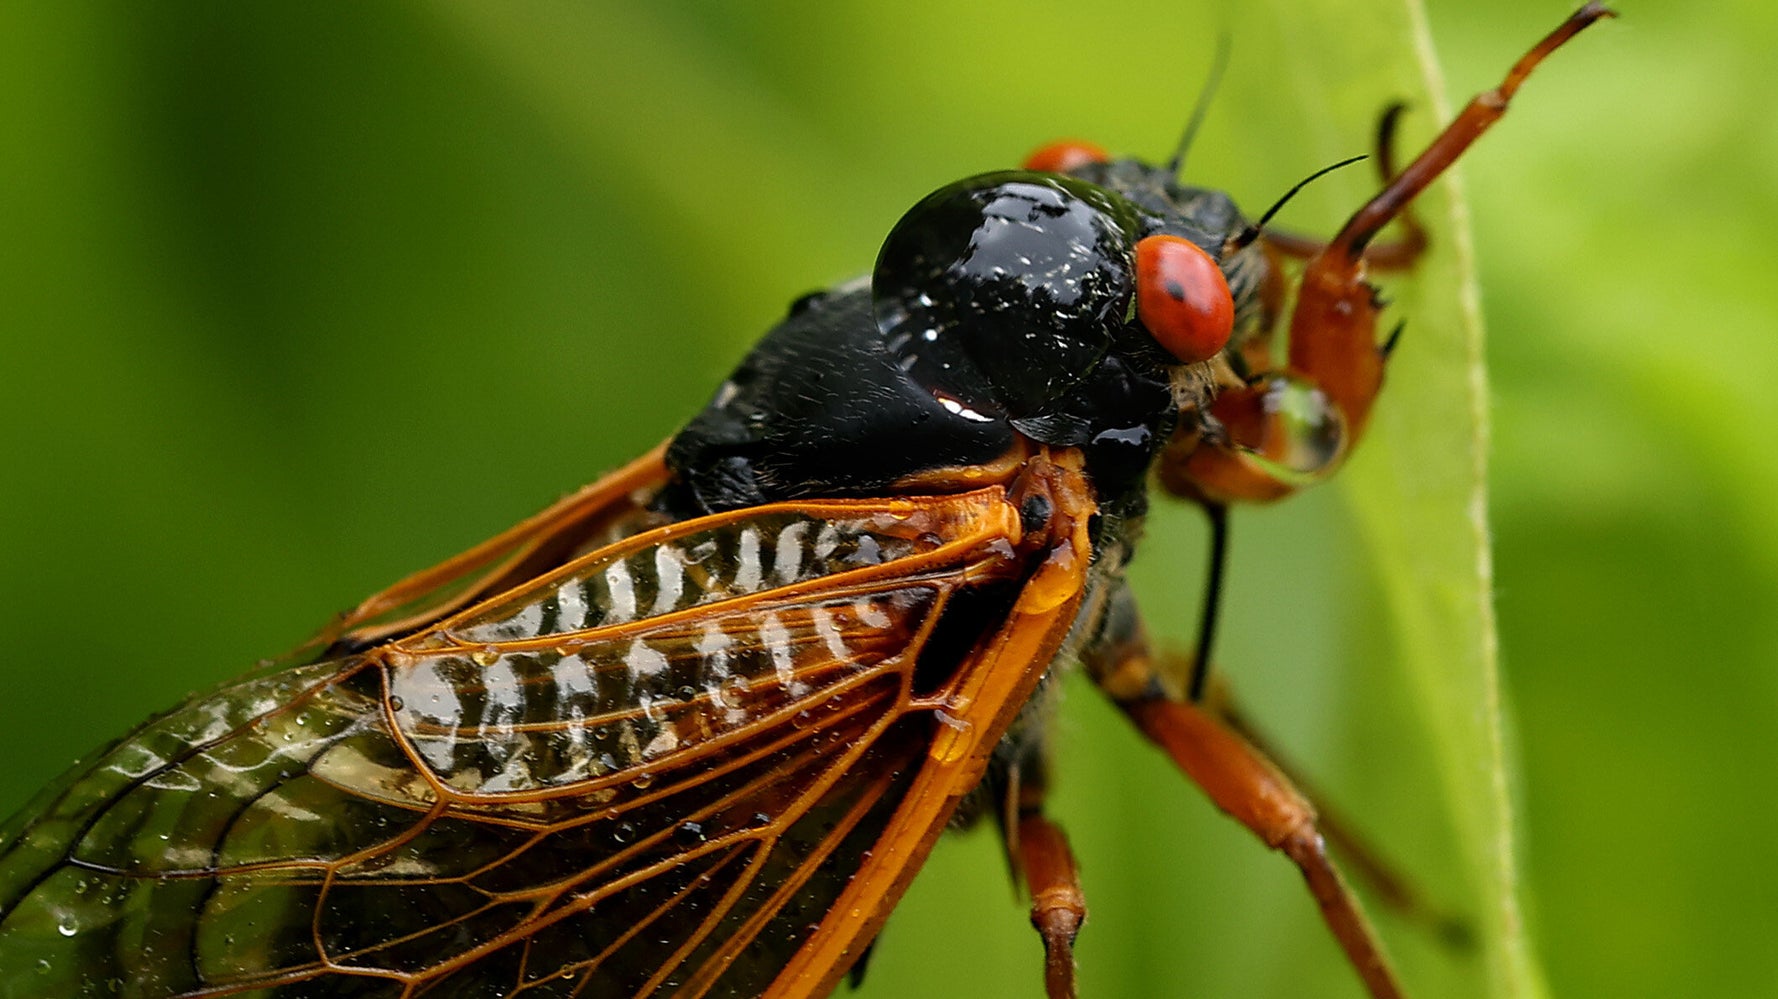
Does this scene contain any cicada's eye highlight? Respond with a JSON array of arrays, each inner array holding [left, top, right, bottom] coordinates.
[[1134, 234, 1234, 364], [1022, 140, 1111, 174]]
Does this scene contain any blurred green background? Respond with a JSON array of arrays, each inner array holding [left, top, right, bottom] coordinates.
[[1, 2, 1772, 997]]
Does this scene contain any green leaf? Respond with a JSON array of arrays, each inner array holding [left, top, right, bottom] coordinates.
[[863, 2, 1553, 997], [0, 1, 1570, 997]]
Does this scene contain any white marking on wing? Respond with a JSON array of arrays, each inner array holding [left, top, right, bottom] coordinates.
[[854, 598, 892, 630], [605, 559, 637, 623], [697, 620, 732, 679], [625, 639, 669, 681], [555, 580, 588, 630], [760, 611, 807, 698], [812, 604, 850, 663], [503, 600, 546, 639], [652, 543, 686, 615], [775, 520, 810, 585], [813, 521, 840, 561], [393, 658, 464, 773], [553, 652, 597, 701], [479, 655, 523, 741], [642, 726, 679, 759], [735, 527, 762, 594]]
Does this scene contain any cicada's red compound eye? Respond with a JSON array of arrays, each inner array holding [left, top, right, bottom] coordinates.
[[1022, 140, 1111, 174], [1134, 234, 1234, 364]]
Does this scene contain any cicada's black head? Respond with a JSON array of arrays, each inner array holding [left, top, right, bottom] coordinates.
[[664, 156, 1271, 520], [867, 161, 1268, 493]]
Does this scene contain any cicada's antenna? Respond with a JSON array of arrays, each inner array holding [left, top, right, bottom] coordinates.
[[1223, 154, 1368, 254], [1166, 32, 1231, 178]]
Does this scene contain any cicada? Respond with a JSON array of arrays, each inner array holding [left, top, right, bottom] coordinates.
[[0, 6, 1609, 997]]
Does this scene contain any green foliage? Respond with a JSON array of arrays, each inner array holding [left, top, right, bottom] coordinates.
[[0, 2, 1769, 997]]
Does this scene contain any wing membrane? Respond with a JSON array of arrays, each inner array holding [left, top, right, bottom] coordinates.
[[0, 483, 1074, 999]]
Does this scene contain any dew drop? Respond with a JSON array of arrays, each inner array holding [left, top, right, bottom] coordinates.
[[387, 695, 406, 712], [56, 919, 77, 937], [716, 677, 749, 709]]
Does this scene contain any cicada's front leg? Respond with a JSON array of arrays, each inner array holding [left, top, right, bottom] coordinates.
[[1164, 1, 1616, 507]]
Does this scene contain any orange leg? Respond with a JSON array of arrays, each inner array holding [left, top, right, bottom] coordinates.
[[1173, 3, 1615, 507], [1125, 697, 1404, 999], [1086, 610, 1405, 999], [1202, 680, 1471, 948], [1013, 808, 1086, 999]]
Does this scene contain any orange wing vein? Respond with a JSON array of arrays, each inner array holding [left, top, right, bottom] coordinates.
[[0, 457, 1095, 999]]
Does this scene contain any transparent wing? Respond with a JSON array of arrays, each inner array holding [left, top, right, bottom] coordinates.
[[0, 486, 1063, 999]]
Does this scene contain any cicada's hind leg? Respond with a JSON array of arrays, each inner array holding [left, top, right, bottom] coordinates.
[[1197, 676, 1473, 948], [1153, 511, 1471, 950], [1086, 586, 1406, 999], [996, 752, 1087, 999], [1164, 2, 1616, 508]]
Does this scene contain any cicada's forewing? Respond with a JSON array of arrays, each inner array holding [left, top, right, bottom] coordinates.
[[0, 653, 396, 992], [0, 464, 1094, 999]]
